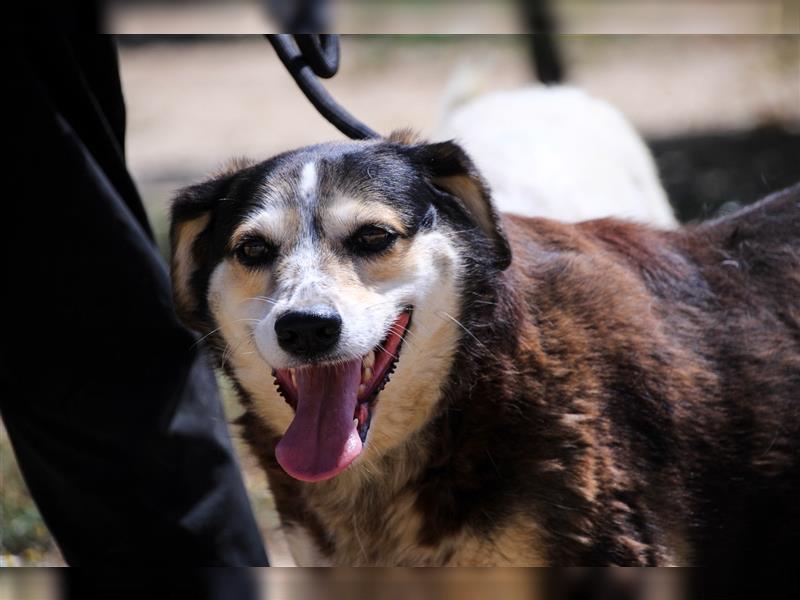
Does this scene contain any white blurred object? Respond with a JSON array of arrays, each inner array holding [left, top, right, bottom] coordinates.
[[435, 86, 677, 227]]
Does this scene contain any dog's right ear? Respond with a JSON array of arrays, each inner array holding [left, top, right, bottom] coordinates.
[[170, 163, 247, 331], [407, 139, 512, 270]]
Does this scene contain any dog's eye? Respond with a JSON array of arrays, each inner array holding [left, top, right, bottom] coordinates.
[[234, 237, 276, 267], [348, 225, 397, 255]]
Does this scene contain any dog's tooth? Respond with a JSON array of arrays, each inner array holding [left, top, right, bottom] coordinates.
[[362, 367, 373, 384], [290, 369, 296, 386], [363, 350, 375, 369], [358, 384, 366, 396]]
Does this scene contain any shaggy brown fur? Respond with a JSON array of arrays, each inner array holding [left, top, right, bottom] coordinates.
[[236, 183, 799, 566]]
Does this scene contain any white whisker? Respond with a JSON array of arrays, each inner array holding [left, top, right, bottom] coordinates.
[[191, 326, 223, 348], [247, 295, 279, 306], [436, 310, 505, 365], [374, 342, 399, 360], [220, 334, 253, 369]]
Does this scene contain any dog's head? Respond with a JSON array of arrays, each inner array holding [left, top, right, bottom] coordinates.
[[170, 133, 510, 483]]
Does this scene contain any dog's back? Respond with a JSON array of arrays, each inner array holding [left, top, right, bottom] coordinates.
[[680, 184, 800, 566], [504, 184, 799, 566], [169, 124, 798, 565]]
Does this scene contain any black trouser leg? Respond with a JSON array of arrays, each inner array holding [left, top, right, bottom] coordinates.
[[4, 34, 268, 566]]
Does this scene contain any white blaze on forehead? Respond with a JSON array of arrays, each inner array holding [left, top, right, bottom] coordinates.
[[298, 161, 318, 206]]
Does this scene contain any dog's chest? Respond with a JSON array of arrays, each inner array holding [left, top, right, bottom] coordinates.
[[286, 487, 546, 566], [291, 489, 449, 566]]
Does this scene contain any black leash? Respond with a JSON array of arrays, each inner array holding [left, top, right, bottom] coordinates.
[[267, 26, 564, 142], [266, 34, 379, 140]]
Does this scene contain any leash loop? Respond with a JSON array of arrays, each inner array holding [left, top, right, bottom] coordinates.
[[294, 34, 339, 79], [266, 34, 379, 140]]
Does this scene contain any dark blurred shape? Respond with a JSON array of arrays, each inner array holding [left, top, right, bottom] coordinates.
[[254, 568, 690, 600], [267, 34, 379, 139], [18, 0, 104, 31], [61, 568, 259, 600], [295, 33, 340, 78], [649, 125, 800, 222], [688, 568, 800, 600], [543, 569, 647, 600], [5, 31, 268, 566], [261, 568, 539, 600], [264, 0, 332, 32], [3, 566, 795, 600], [520, 0, 565, 83]]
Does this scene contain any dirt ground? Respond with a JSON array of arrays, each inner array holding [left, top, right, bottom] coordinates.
[[120, 35, 798, 183]]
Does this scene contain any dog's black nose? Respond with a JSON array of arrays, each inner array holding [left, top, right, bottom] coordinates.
[[275, 310, 342, 356]]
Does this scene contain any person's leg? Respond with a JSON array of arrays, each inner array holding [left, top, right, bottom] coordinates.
[[61, 568, 262, 600], [3, 35, 268, 566]]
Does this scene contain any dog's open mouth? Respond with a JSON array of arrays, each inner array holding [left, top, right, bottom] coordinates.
[[271, 308, 412, 482]]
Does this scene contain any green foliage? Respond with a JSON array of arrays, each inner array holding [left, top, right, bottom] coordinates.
[[0, 424, 57, 563]]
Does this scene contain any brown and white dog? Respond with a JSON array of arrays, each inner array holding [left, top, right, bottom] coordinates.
[[170, 131, 800, 566]]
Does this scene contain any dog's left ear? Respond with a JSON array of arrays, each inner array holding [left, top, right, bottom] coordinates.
[[170, 178, 224, 332], [410, 140, 511, 270], [170, 160, 251, 331]]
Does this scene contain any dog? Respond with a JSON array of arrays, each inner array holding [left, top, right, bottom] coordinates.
[[435, 86, 676, 227], [169, 131, 799, 566]]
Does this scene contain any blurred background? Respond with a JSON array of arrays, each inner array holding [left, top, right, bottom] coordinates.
[[3, 0, 799, 573], [121, 33, 798, 250], [103, 0, 799, 34], [0, 567, 690, 600]]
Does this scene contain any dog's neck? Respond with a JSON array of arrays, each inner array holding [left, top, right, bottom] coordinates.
[[296, 266, 527, 522], [241, 266, 529, 564]]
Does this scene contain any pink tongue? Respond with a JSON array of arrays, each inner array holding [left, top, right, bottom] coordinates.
[[275, 359, 363, 482]]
